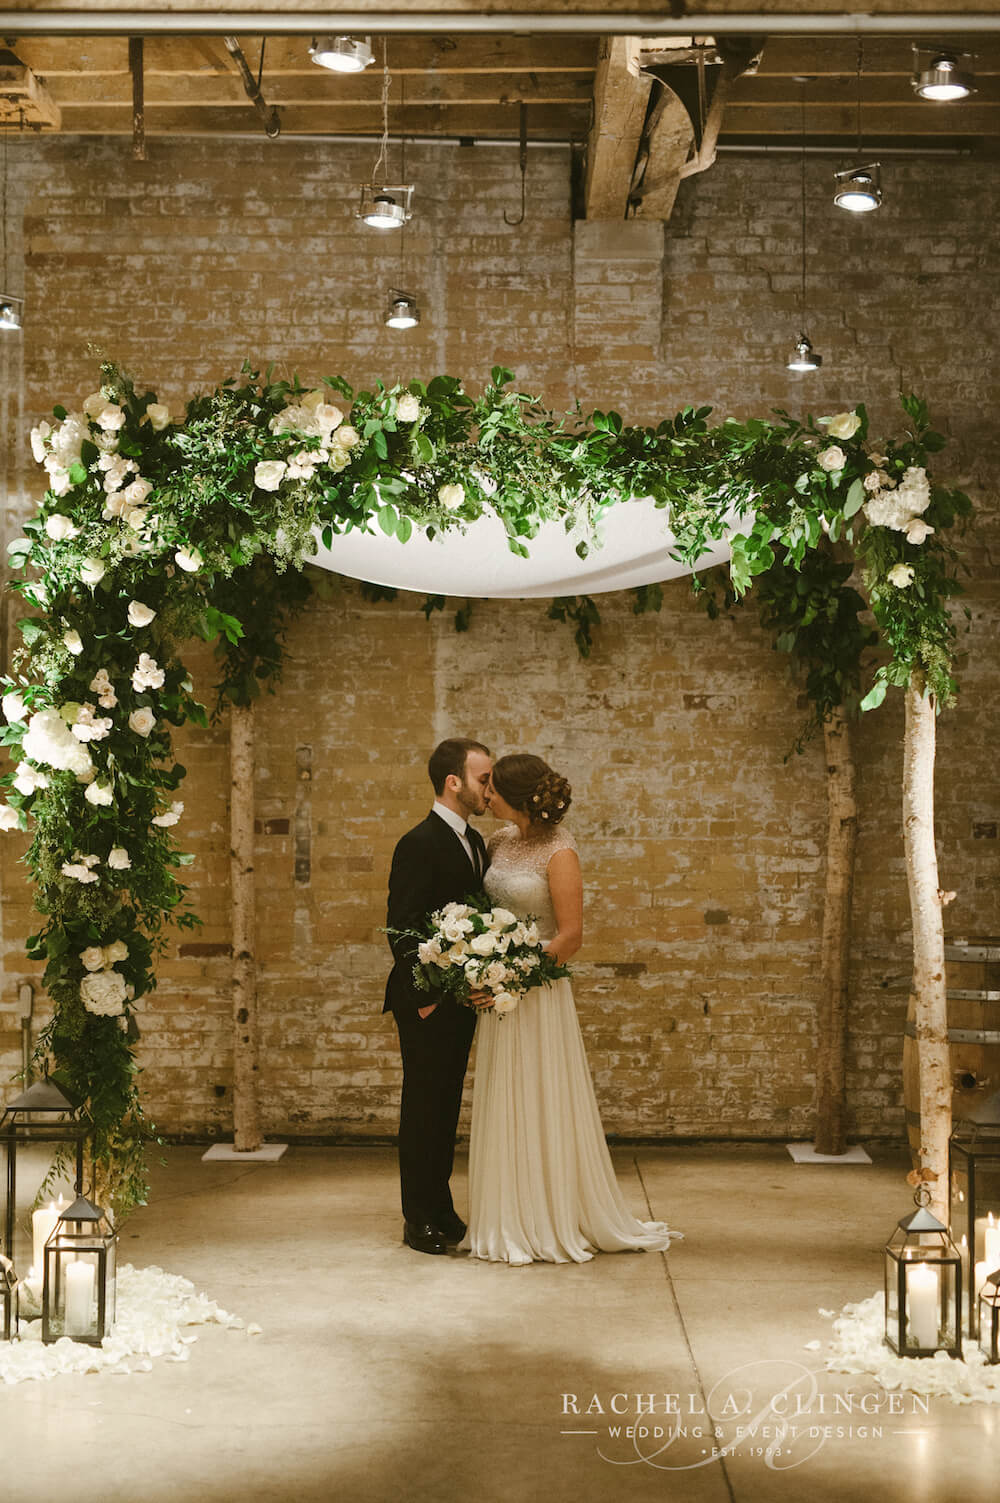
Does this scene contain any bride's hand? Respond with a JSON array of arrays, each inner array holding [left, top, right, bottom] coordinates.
[[468, 988, 494, 1010]]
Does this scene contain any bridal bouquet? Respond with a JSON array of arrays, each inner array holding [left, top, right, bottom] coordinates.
[[391, 896, 571, 1016]]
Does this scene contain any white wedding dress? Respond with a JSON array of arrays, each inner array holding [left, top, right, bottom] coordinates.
[[459, 824, 682, 1264]]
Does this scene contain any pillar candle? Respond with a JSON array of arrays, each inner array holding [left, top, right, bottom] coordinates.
[[908, 1263, 940, 1350], [64, 1261, 94, 1337]]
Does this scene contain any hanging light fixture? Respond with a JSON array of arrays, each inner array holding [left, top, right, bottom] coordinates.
[[357, 42, 413, 231], [385, 291, 420, 329], [309, 36, 374, 74], [0, 122, 22, 334], [787, 81, 822, 373], [912, 47, 975, 102], [834, 40, 882, 214]]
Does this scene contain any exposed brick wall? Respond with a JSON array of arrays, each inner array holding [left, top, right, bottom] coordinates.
[[1, 136, 997, 1145]]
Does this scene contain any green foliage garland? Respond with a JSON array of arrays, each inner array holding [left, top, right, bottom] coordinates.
[[0, 365, 972, 1207]]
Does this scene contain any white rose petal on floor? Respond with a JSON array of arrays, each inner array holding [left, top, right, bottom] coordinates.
[[0, 1265, 259, 1385], [818, 1292, 1000, 1404]]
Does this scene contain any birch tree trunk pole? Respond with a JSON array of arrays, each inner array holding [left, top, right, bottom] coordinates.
[[230, 700, 261, 1152], [903, 675, 951, 1222], [814, 706, 858, 1156]]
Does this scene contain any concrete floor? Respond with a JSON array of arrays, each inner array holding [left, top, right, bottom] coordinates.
[[3, 1143, 997, 1503]]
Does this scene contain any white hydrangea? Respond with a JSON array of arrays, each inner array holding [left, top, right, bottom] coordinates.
[[132, 653, 165, 691], [2, 690, 27, 723], [894, 465, 931, 516], [22, 709, 94, 776], [49, 414, 88, 467], [80, 969, 128, 1016]]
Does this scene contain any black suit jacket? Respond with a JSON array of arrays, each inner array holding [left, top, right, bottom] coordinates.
[[383, 811, 488, 1016]]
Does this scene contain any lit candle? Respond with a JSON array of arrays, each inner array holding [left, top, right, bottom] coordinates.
[[64, 1260, 94, 1337], [983, 1214, 1000, 1271], [907, 1263, 940, 1350], [32, 1201, 59, 1272]]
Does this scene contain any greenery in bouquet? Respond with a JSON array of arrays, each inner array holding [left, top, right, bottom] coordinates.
[[391, 897, 571, 1016]]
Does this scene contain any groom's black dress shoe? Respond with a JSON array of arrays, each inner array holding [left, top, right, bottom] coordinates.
[[434, 1212, 467, 1244], [403, 1221, 447, 1255]]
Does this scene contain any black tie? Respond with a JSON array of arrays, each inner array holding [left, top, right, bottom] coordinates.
[[467, 828, 482, 882]]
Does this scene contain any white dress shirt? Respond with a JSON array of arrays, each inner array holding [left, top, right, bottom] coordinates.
[[432, 800, 477, 874]]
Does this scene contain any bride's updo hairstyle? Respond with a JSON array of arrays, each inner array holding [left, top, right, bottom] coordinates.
[[491, 754, 572, 827]]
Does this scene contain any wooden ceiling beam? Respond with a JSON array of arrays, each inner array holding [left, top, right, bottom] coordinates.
[[585, 36, 653, 218], [49, 102, 590, 136], [45, 72, 592, 108], [720, 102, 1000, 135]]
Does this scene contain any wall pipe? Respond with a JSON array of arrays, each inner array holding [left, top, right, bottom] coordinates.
[[3, 12, 1000, 38]]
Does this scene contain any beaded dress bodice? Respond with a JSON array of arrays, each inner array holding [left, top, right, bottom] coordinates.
[[482, 824, 577, 941]]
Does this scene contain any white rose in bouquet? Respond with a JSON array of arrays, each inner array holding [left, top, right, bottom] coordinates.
[[47, 468, 72, 498], [175, 546, 203, 573], [904, 517, 935, 545], [129, 707, 156, 737], [3, 690, 27, 723], [445, 942, 470, 965], [144, 403, 171, 431], [83, 392, 107, 421], [314, 404, 344, 435], [63, 629, 84, 656], [492, 991, 518, 1016], [887, 563, 915, 588], [396, 393, 422, 423], [0, 805, 21, 831], [107, 848, 132, 871], [152, 800, 183, 827], [441, 915, 474, 942], [470, 932, 498, 956], [483, 960, 512, 989], [84, 781, 114, 806], [822, 411, 861, 440], [96, 403, 126, 432], [80, 558, 106, 586], [522, 922, 540, 946], [127, 600, 156, 628], [334, 424, 360, 450], [132, 653, 165, 691], [124, 477, 154, 507], [80, 946, 106, 972], [817, 446, 846, 473], [417, 938, 443, 965], [255, 460, 287, 492], [104, 939, 129, 963], [89, 669, 117, 708], [490, 907, 516, 928], [45, 514, 79, 541]]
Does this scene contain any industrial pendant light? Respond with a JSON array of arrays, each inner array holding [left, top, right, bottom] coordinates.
[[357, 43, 413, 231], [787, 83, 822, 373], [385, 291, 420, 329], [309, 37, 374, 74], [834, 40, 882, 214], [912, 48, 975, 102]]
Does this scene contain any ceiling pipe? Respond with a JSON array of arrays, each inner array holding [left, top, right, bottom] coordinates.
[[4, 12, 1000, 37], [222, 35, 281, 138]]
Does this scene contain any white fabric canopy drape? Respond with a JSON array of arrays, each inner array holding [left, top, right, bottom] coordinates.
[[310, 496, 736, 598]]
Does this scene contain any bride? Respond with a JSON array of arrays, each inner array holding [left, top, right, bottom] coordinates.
[[460, 754, 682, 1265]]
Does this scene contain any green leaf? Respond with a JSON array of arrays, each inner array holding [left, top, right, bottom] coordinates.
[[395, 515, 413, 544], [377, 504, 397, 537], [844, 478, 866, 519], [372, 428, 388, 460], [414, 432, 434, 463], [860, 678, 888, 713]]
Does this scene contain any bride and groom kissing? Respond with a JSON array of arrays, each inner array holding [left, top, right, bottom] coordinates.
[[384, 737, 681, 1266]]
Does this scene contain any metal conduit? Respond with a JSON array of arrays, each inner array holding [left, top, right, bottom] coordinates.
[[4, 11, 1000, 37]]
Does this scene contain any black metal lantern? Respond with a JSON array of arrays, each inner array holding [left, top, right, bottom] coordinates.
[[950, 1088, 1000, 1338], [1, 1250, 18, 1341], [41, 1195, 117, 1346], [1, 1077, 87, 1281], [884, 1188, 963, 1358], [979, 1271, 1000, 1364]]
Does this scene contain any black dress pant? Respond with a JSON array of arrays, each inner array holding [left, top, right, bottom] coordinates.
[[393, 1000, 478, 1226]]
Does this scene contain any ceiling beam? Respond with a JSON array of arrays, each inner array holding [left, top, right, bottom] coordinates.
[[46, 102, 591, 136], [42, 72, 592, 108], [585, 36, 653, 218]]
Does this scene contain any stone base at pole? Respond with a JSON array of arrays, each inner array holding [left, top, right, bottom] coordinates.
[[786, 1142, 872, 1164], [201, 1142, 288, 1162]]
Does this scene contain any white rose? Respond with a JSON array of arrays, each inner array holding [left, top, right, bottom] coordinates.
[[396, 394, 422, 423], [254, 460, 287, 492], [13, 761, 49, 796], [45, 514, 79, 541], [107, 848, 132, 871], [61, 861, 99, 884], [470, 932, 497, 956], [314, 404, 344, 433], [817, 446, 846, 473], [125, 506, 148, 532], [445, 943, 470, 965], [417, 939, 442, 965], [483, 961, 511, 988], [492, 991, 518, 1016], [80, 946, 106, 972], [96, 403, 126, 432], [438, 483, 465, 511], [127, 600, 156, 628], [47, 468, 72, 498], [823, 411, 861, 441], [904, 518, 935, 545], [124, 477, 153, 507], [80, 558, 106, 586], [30, 423, 51, 463], [144, 403, 170, 431], [887, 563, 915, 588], [490, 907, 517, 928], [175, 547, 203, 573], [0, 804, 21, 831], [71, 705, 113, 743], [523, 922, 540, 947], [84, 781, 114, 806], [152, 800, 183, 827], [82, 392, 107, 421], [441, 916, 473, 943], [334, 424, 360, 450], [103, 939, 129, 964], [63, 630, 84, 656], [129, 707, 156, 737], [3, 690, 27, 723]]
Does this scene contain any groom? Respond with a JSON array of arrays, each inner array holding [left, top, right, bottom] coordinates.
[[384, 737, 493, 1255]]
